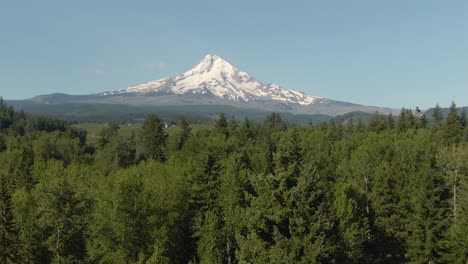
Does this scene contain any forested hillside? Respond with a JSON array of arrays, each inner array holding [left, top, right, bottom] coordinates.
[[1, 98, 467, 263]]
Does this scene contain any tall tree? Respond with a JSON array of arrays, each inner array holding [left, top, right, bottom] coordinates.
[[214, 113, 229, 138], [333, 181, 369, 263], [239, 117, 254, 142], [444, 163, 468, 263], [176, 116, 191, 150], [0, 152, 16, 264], [432, 104, 444, 130], [0, 98, 15, 132], [437, 145, 468, 263], [406, 166, 448, 264], [12, 188, 47, 263], [265, 112, 285, 131], [34, 161, 88, 263], [228, 116, 239, 137], [397, 108, 408, 132], [438, 146, 468, 219], [139, 114, 168, 162], [441, 102, 463, 145]]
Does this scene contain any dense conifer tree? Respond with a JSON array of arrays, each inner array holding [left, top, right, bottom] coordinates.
[[139, 114, 168, 162], [214, 113, 229, 138], [1, 100, 468, 263], [441, 102, 463, 145], [176, 116, 191, 150], [432, 104, 444, 130]]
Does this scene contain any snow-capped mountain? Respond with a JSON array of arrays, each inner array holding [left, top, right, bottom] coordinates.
[[102, 54, 321, 106], [25, 54, 396, 116]]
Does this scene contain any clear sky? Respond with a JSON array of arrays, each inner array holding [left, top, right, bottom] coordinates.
[[1, 0, 467, 109]]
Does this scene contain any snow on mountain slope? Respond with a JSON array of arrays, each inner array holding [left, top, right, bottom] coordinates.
[[102, 54, 321, 106]]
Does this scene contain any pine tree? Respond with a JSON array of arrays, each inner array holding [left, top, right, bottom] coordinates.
[[420, 114, 428, 128], [139, 114, 168, 162], [406, 167, 448, 264], [415, 107, 425, 128], [239, 117, 254, 142], [214, 113, 229, 138], [288, 166, 334, 262], [406, 109, 417, 129], [0, 98, 15, 132], [397, 108, 416, 131], [441, 102, 462, 145], [228, 116, 239, 136], [176, 116, 191, 150], [397, 108, 408, 132], [368, 161, 408, 263], [265, 112, 285, 131], [332, 181, 369, 263], [368, 114, 389, 133], [437, 145, 468, 263], [444, 167, 468, 263], [387, 113, 395, 130], [432, 104, 444, 130], [327, 119, 339, 141], [190, 152, 224, 263], [0, 153, 16, 263], [438, 146, 468, 219], [274, 129, 302, 180]]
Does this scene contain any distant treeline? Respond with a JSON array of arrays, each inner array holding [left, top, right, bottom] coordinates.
[[0, 98, 468, 263]]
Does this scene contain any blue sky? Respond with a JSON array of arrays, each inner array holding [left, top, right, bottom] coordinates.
[[1, 0, 467, 109]]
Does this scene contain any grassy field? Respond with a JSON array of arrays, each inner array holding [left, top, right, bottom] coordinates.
[[73, 122, 212, 145]]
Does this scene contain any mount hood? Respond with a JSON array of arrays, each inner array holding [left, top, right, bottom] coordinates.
[[28, 54, 394, 116]]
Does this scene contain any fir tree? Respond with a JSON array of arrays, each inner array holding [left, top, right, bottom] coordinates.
[[0, 154, 16, 263], [176, 116, 191, 150], [441, 102, 462, 145], [406, 168, 448, 264], [214, 113, 229, 138], [432, 104, 444, 130], [139, 114, 168, 162]]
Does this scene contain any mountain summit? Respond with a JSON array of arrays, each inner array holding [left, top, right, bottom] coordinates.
[[25, 54, 395, 116], [103, 54, 320, 105]]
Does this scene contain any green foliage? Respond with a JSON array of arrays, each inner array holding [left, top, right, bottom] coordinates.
[[406, 167, 448, 263], [33, 160, 89, 263], [265, 112, 286, 131], [87, 161, 190, 263], [460, 109, 467, 128], [0, 98, 15, 132], [0, 153, 16, 263], [138, 114, 168, 162], [441, 102, 463, 145], [97, 122, 120, 148], [333, 181, 369, 263], [12, 188, 47, 263], [214, 113, 229, 138], [1, 100, 468, 263], [176, 116, 191, 150], [432, 103, 444, 130]]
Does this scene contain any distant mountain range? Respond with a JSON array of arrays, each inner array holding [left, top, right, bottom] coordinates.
[[11, 54, 396, 120]]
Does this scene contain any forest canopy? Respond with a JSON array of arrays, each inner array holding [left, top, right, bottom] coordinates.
[[0, 98, 468, 263]]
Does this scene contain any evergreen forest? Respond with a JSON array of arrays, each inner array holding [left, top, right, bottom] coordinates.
[[1, 98, 468, 264]]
